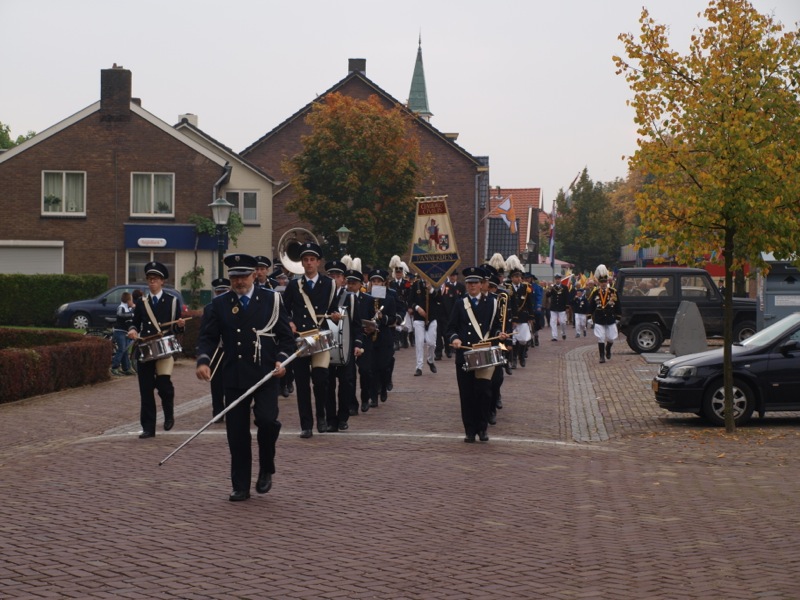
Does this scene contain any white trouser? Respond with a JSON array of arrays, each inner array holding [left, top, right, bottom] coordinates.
[[574, 313, 588, 335], [593, 323, 619, 344], [413, 319, 437, 369], [513, 322, 531, 345], [402, 313, 414, 333], [550, 310, 567, 339]]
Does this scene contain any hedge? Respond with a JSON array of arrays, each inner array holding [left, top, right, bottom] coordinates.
[[0, 274, 108, 328]]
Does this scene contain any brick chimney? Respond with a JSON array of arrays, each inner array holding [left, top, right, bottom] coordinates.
[[100, 64, 132, 122], [348, 58, 366, 75]]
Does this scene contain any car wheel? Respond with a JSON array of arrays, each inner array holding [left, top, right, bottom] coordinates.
[[702, 379, 755, 427], [733, 320, 757, 342], [70, 312, 91, 329], [626, 323, 664, 353]]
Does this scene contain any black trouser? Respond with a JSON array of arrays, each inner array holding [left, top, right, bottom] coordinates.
[[491, 364, 504, 412], [357, 349, 375, 405], [455, 360, 492, 437], [210, 369, 225, 417], [328, 359, 356, 427], [137, 359, 174, 434], [294, 356, 328, 430], [225, 379, 281, 493], [372, 340, 393, 398]]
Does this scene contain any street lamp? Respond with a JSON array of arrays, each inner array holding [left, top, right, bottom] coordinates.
[[209, 197, 235, 278], [336, 225, 352, 255], [525, 239, 537, 269]]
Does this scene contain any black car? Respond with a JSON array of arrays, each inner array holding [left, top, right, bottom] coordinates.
[[55, 285, 186, 329], [652, 312, 800, 426]]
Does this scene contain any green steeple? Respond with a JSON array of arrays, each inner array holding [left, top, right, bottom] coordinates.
[[408, 35, 432, 121]]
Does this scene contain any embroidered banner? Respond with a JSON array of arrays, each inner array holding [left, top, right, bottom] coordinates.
[[409, 196, 461, 288]]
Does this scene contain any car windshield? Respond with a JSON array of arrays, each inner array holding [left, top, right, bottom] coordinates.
[[739, 312, 800, 347]]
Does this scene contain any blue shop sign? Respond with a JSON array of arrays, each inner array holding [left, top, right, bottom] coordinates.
[[125, 223, 221, 251]]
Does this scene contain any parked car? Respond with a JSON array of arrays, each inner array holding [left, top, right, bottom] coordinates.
[[55, 285, 187, 329], [652, 312, 800, 426], [616, 267, 756, 353]]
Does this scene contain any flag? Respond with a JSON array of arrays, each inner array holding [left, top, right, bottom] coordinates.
[[548, 209, 555, 268], [496, 196, 517, 235]]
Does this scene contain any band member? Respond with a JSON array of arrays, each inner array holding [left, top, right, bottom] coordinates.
[[345, 267, 376, 413], [196, 254, 295, 501], [506, 255, 534, 368], [529, 273, 544, 346], [367, 268, 397, 405], [408, 275, 440, 376], [283, 242, 341, 438], [254, 255, 273, 289], [571, 286, 591, 338], [127, 261, 185, 439], [446, 267, 508, 443], [439, 270, 465, 358], [207, 277, 231, 420], [486, 274, 510, 425], [325, 259, 361, 431], [388, 256, 410, 350], [547, 274, 569, 340], [587, 264, 621, 363]]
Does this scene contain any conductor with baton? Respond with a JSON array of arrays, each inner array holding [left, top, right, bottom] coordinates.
[[195, 253, 295, 501]]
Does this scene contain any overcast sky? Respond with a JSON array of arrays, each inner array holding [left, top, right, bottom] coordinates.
[[3, 0, 799, 212]]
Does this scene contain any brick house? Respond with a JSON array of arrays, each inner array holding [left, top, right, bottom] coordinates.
[[241, 57, 491, 268], [0, 66, 276, 287]]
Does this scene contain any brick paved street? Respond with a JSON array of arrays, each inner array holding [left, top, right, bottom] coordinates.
[[2, 328, 800, 598]]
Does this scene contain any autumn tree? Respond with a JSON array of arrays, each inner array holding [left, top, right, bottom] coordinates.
[[286, 93, 424, 267], [552, 169, 624, 273], [615, 0, 800, 431]]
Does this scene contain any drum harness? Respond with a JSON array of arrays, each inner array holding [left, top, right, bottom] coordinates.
[[252, 292, 283, 365], [462, 295, 498, 349]]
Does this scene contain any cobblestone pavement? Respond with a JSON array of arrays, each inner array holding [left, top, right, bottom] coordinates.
[[2, 328, 800, 598]]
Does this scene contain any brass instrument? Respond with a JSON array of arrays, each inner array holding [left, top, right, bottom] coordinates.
[[276, 227, 318, 275], [498, 290, 509, 333]]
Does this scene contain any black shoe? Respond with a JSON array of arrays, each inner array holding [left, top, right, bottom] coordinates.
[[138, 431, 155, 439], [164, 418, 174, 431], [428, 361, 437, 373], [256, 471, 272, 494], [534, 335, 539, 347], [599, 356, 606, 364], [387, 381, 393, 391], [414, 368, 422, 376], [229, 490, 250, 502], [300, 429, 313, 438], [327, 426, 339, 433], [464, 435, 476, 443], [434, 353, 442, 361], [519, 355, 526, 368], [496, 396, 503, 409], [349, 407, 358, 416], [562, 334, 566, 340], [488, 412, 497, 425], [380, 391, 388, 402], [504, 363, 512, 375], [606, 348, 612, 359], [280, 386, 290, 398], [370, 399, 379, 408], [445, 351, 452, 358], [339, 421, 349, 431], [317, 421, 328, 433], [361, 401, 370, 413], [287, 384, 294, 394], [478, 430, 489, 442]]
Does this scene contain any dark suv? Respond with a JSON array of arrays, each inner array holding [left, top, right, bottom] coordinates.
[[616, 267, 756, 353]]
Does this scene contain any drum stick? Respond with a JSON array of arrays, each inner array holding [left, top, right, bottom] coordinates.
[[159, 339, 314, 466], [159, 316, 193, 328]]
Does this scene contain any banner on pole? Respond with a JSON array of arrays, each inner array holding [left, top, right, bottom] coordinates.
[[409, 195, 461, 288]]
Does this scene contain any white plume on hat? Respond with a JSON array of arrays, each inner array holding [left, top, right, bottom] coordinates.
[[399, 261, 409, 274], [352, 257, 362, 273], [489, 252, 507, 272], [341, 255, 353, 270], [389, 255, 403, 271], [595, 264, 609, 279], [505, 254, 523, 273]]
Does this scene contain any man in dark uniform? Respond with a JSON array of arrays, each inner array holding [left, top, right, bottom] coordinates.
[[587, 264, 621, 363], [547, 274, 570, 340], [282, 242, 341, 438], [446, 267, 508, 443], [507, 257, 535, 367], [254, 255, 273, 289], [408, 275, 441, 376], [388, 256, 410, 351], [127, 261, 185, 439], [439, 270, 465, 359], [325, 259, 362, 431], [345, 268, 376, 413], [206, 277, 231, 420], [196, 254, 295, 501], [486, 274, 510, 425], [367, 268, 397, 405]]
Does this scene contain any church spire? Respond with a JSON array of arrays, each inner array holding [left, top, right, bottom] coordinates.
[[408, 34, 432, 122]]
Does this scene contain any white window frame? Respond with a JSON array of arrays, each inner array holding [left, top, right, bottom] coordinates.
[[41, 171, 87, 216], [225, 190, 259, 224], [131, 172, 175, 217]]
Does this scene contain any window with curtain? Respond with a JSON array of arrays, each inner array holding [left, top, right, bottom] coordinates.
[[131, 173, 174, 216], [42, 171, 86, 215], [128, 250, 176, 283], [225, 190, 259, 224]]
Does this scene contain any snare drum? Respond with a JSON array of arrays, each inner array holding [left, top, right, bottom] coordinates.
[[296, 329, 336, 357], [462, 346, 505, 372], [327, 317, 351, 367], [138, 335, 183, 363]]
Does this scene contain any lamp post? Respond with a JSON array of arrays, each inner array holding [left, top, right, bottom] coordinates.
[[209, 197, 235, 278], [525, 239, 537, 270], [336, 225, 351, 256]]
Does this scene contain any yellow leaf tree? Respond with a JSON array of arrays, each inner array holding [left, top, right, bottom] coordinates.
[[615, 0, 800, 431]]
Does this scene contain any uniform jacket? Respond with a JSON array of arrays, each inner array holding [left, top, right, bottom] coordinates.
[[408, 279, 443, 324], [446, 293, 503, 364], [196, 287, 295, 389], [546, 284, 569, 311], [130, 290, 183, 338], [508, 282, 534, 323], [283, 274, 338, 333], [571, 292, 592, 315], [587, 285, 621, 325]]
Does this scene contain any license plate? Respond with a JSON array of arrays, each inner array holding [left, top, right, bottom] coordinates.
[[651, 379, 658, 392]]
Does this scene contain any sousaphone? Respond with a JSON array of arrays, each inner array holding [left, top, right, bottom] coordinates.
[[276, 227, 318, 275]]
